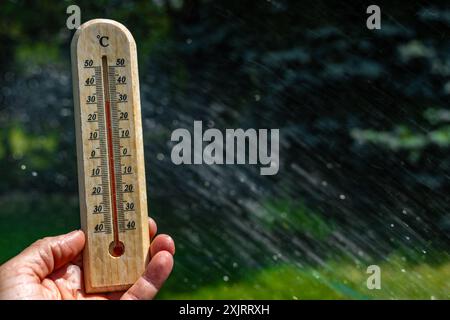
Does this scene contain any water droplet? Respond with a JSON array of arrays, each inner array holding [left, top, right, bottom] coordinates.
[[157, 153, 164, 161], [60, 108, 71, 117], [20, 164, 26, 170], [223, 275, 229, 282], [31, 171, 38, 177], [339, 194, 346, 200]]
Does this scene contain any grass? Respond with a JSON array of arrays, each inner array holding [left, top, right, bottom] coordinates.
[[0, 193, 80, 263], [159, 260, 450, 300], [1, 193, 448, 300]]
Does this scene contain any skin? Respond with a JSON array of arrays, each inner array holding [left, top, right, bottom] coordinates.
[[0, 218, 175, 300]]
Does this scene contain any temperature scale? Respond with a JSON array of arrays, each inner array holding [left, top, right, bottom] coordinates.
[[71, 19, 149, 293]]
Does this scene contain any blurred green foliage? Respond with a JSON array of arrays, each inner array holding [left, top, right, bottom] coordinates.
[[0, 0, 449, 299], [260, 199, 335, 240], [0, 194, 79, 262], [3, 123, 59, 167], [352, 107, 450, 151]]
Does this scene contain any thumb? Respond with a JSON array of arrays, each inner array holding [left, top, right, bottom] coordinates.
[[121, 251, 174, 300], [15, 230, 85, 280]]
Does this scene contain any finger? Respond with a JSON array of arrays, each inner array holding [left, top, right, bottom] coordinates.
[[17, 230, 85, 280], [150, 234, 175, 257], [148, 217, 157, 240], [120, 251, 173, 300]]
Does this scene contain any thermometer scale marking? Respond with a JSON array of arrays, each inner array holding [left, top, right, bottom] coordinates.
[[94, 66, 112, 234], [101, 56, 124, 256]]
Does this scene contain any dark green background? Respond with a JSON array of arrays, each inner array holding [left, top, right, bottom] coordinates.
[[0, 0, 449, 299]]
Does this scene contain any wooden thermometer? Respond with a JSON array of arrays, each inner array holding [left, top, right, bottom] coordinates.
[[71, 19, 149, 293]]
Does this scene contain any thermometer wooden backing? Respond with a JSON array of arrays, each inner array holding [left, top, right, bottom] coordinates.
[[71, 19, 149, 293]]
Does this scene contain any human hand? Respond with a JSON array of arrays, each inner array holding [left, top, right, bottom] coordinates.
[[0, 218, 175, 300]]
